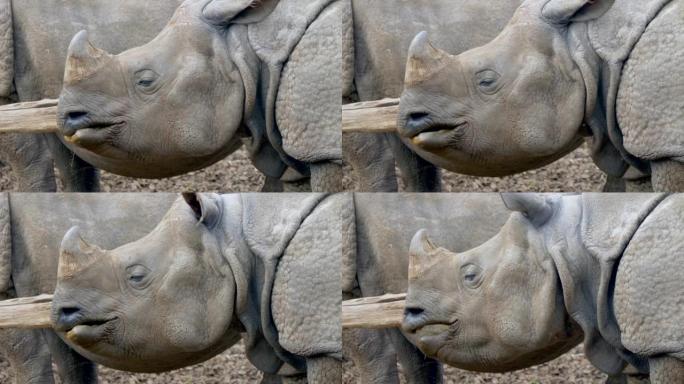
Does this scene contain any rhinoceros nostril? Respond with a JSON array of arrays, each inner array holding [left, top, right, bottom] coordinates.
[[65, 111, 88, 123], [405, 306, 425, 317], [58, 306, 82, 324], [407, 112, 430, 124]]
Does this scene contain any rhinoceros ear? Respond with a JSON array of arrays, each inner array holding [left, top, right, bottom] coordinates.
[[542, 0, 614, 24], [182, 193, 222, 229], [202, 0, 278, 26], [501, 193, 554, 227]]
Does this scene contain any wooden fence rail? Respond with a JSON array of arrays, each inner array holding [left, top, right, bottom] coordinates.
[[0, 98, 399, 135], [0, 294, 53, 329], [0, 293, 405, 330]]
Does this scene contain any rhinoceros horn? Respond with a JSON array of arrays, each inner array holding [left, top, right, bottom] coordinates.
[[408, 229, 440, 280], [64, 30, 113, 84], [405, 31, 451, 86], [58, 226, 103, 279]]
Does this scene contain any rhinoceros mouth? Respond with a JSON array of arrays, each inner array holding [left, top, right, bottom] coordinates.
[[65, 317, 118, 347], [62, 121, 126, 148], [413, 319, 460, 349], [403, 121, 469, 149]]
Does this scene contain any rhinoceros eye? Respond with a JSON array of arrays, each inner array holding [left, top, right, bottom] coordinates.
[[134, 70, 160, 94], [126, 264, 152, 290], [461, 263, 483, 289], [475, 70, 501, 95]]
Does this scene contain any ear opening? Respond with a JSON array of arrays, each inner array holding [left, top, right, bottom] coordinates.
[[202, 0, 278, 26], [182, 193, 222, 228], [501, 193, 554, 227]]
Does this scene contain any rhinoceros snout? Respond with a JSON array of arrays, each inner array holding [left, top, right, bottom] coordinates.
[[402, 306, 427, 333], [53, 305, 84, 331], [399, 111, 433, 138], [61, 110, 91, 136]]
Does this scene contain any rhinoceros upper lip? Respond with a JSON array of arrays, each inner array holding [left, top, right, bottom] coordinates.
[[404, 119, 468, 138], [61, 118, 125, 138], [62, 316, 116, 333]]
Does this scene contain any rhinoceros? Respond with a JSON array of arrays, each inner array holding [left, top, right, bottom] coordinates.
[[344, 0, 522, 191], [0, 193, 176, 383], [56, 0, 343, 192], [397, 0, 684, 192], [0, 0, 183, 192], [403, 193, 684, 383], [50, 193, 344, 382], [343, 194, 511, 383]]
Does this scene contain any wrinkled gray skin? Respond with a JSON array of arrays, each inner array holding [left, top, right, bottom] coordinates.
[[403, 193, 684, 383], [343, 194, 511, 383], [0, 193, 176, 384], [398, 0, 684, 192], [57, 0, 343, 192], [51, 193, 343, 383], [345, 0, 522, 192], [0, 0, 182, 192]]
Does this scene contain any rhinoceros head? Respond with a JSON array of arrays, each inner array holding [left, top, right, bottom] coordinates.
[[402, 194, 582, 372], [397, 0, 614, 176], [51, 193, 240, 372], [57, 0, 276, 178]]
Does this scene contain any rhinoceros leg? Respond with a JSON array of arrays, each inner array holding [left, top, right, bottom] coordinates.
[[343, 328, 399, 384], [309, 162, 344, 192], [42, 331, 97, 383], [651, 160, 684, 192], [0, 328, 54, 384], [343, 133, 399, 192], [0, 133, 57, 192], [387, 329, 443, 384], [305, 356, 341, 384], [43, 135, 99, 192], [386, 134, 440, 192], [649, 356, 684, 384]]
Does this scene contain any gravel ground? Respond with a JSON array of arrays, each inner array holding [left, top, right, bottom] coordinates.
[[0, 144, 604, 192]]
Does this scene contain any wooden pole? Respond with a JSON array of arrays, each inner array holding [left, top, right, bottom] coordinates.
[[0, 98, 397, 135], [342, 293, 406, 329], [0, 293, 405, 330], [0, 294, 53, 329], [342, 98, 399, 134], [0, 99, 59, 134]]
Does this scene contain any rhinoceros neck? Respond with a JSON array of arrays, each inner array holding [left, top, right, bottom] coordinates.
[[566, 1, 672, 177], [544, 194, 666, 374]]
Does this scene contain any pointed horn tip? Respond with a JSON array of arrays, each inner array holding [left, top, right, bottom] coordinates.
[[405, 33, 450, 86], [64, 30, 113, 84], [58, 227, 100, 279], [408, 229, 437, 280]]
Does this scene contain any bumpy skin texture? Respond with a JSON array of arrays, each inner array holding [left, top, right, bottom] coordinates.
[[0, 134, 57, 192], [347, 194, 510, 383], [0, 0, 12, 98], [1, 0, 182, 192], [617, 0, 684, 191], [0, 194, 176, 383], [345, 0, 521, 191], [276, 1, 344, 165], [615, 195, 684, 361], [272, 195, 343, 357]]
